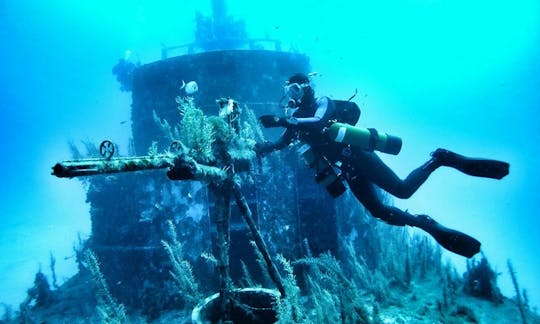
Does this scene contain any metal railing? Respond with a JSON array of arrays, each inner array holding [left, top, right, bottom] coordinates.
[[161, 38, 283, 59]]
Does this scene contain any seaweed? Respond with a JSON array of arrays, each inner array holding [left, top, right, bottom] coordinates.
[[83, 249, 127, 323], [463, 253, 503, 303], [161, 220, 202, 308]]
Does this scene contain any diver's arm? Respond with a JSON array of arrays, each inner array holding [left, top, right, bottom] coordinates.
[[255, 128, 296, 156], [291, 97, 329, 125]]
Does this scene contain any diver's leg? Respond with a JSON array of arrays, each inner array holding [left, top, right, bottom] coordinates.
[[347, 176, 481, 258], [347, 175, 421, 226], [348, 148, 509, 200], [347, 150, 438, 199]]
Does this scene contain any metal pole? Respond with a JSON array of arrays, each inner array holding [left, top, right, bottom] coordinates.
[[210, 183, 233, 321], [231, 182, 286, 297]]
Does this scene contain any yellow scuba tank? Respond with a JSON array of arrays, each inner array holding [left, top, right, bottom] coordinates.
[[326, 122, 402, 155]]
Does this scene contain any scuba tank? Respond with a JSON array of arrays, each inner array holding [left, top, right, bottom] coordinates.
[[326, 122, 402, 155]]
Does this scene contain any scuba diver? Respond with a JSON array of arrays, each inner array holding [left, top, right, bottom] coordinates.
[[255, 73, 509, 258]]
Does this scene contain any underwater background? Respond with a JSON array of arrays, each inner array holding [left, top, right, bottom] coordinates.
[[1, 0, 539, 320]]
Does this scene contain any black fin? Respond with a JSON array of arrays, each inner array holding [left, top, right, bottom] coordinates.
[[455, 158, 509, 180], [428, 224, 481, 258], [416, 215, 481, 258], [433, 149, 510, 180]]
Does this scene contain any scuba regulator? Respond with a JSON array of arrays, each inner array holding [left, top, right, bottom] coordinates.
[[297, 144, 347, 198]]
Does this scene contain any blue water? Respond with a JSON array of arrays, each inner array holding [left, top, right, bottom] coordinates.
[[1, 0, 539, 315]]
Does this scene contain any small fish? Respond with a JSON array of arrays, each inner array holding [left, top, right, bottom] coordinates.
[[179, 80, 198, 95], [120, 120, 127, 125], [185, 81, 198, 95]]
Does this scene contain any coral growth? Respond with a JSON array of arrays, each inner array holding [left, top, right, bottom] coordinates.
[[153, 98, 257, 175], [161, 220, 202, 307], [83, 249, 127, 323], [21, 270, 55, 309], [177, 98, 216, 163], [463, 253, 503, 303]]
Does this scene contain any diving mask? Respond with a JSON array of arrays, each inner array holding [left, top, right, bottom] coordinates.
[[284, 82, 308, 101]]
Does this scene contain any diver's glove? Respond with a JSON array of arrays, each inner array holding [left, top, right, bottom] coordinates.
[[259, 115, 297, 128]]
